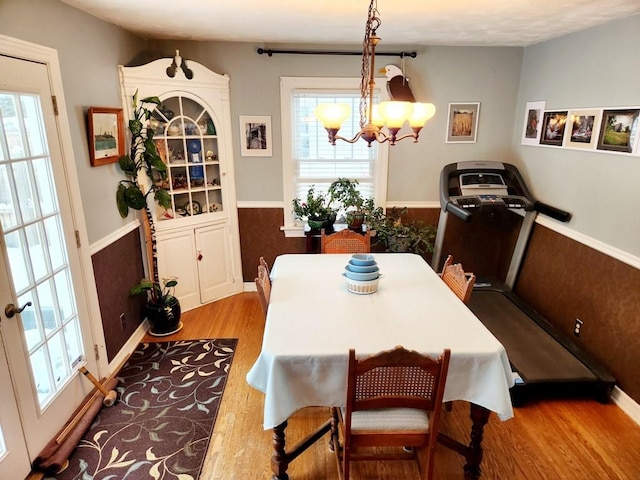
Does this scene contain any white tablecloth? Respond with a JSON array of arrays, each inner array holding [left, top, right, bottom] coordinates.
[[246, 253, 514, 429]]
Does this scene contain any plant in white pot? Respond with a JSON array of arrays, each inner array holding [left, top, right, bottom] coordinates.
[[116, 92, 182, 335]]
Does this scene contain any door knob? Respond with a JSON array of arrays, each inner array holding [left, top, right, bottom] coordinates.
[[4, 301, 32, 318]]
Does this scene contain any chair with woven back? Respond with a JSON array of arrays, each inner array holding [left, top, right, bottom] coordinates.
[[254, 263, 271, 316], [440, 255, 476, 304], [321, 228, 371, 254], [331, 345, 451, 480]]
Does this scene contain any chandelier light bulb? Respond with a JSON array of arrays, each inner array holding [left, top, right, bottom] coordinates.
[[315, 103, 351, 129], [408, 102, 436, 128], [370, 104, 385, 128], [378, 101, 413, 129]]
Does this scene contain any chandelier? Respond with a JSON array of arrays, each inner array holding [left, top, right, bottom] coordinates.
[[314, 0, 435, 147]]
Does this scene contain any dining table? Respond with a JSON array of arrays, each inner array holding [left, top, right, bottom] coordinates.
[[246, 253, 514, 480]]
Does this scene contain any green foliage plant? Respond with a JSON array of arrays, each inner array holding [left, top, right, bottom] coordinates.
[[368, 207, 436, 257], [116, 92, 177, 305], [292, 185, 335, 222]]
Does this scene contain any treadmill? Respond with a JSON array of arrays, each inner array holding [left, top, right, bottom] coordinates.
[[432, 161, 615, 406]]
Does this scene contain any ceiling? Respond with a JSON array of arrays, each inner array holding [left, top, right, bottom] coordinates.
[[61, 0, 640, 47]]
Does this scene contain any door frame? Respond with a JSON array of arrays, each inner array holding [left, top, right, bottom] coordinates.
[[0, 35, 108, 375]]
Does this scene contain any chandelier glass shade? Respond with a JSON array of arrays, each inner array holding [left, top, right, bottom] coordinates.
[[314, 0, 435, 147]]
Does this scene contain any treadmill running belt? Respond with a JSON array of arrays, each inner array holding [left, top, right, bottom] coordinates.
[[469, 290, 596, 383]]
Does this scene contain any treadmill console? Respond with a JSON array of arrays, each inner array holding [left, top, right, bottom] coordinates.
[[440, 161, 535, 222]]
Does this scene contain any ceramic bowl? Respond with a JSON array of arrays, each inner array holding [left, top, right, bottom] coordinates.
[[346, 262, 378, 273], [344, 265, 379, 281], [350, 254, 376, 266]]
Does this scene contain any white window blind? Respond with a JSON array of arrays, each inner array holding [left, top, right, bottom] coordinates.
[[280, 77, 389, 234], [292, 90, 377, 201]]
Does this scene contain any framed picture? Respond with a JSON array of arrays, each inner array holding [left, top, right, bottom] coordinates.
[[446, 102, 480, 143], [239, 115, 272, 156], [539, 111, 568, 146], [564, 109, 601, 150], [596, 108, 640, 153], [87, 107, 124, 166], [521, 101, 546, 145]]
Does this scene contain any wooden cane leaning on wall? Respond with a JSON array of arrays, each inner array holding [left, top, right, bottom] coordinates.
[[79, 366, 118, 406]]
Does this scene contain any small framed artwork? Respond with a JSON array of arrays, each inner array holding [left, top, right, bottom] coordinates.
[[446, 103, 480, 143], [539, 111, 568, 146], [564, 109, 601, 150], [521, 101, 546, 145], [88, 107, 124, 166], [239, 115, 272, 156], [596, 108, 640, 153]]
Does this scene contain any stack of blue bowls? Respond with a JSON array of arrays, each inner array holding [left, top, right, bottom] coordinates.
[[344, 254, 379, 281]]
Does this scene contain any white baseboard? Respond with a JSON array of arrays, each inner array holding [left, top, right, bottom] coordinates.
[[108, 319, 149, 373], [612, 386, 640, 426], [244, 281, 257, 292]]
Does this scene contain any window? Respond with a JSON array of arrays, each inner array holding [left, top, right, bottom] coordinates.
[[280, 77, 389, 236]]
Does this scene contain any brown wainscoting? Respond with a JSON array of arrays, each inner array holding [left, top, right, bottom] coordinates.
[[238, 208, 306, 281], [516, 223, 640, 403], [91, 229, 147, 362]]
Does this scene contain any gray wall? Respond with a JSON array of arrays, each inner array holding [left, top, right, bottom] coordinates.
[[2, 1, 638, 261], [0, 0, 145, 245], [146, 41, 523, 204], [513, 15, 640, 257]]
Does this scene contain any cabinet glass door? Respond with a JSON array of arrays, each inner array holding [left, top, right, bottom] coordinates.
[[150, 95, 224, 221]]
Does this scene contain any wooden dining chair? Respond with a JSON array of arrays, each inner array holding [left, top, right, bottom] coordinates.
[[441, 255, 476, 304], [331, 346, 451, 480], [259, 256, 270, 277], [321, 228, 371, 254], [255, 264, 271, 316]]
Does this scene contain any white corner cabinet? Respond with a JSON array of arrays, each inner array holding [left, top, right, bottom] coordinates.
[[119, 53, 243, 310]]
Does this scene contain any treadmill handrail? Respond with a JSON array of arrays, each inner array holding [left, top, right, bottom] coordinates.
[[534, 201, 572, 223], [446, 202, 472, 222]]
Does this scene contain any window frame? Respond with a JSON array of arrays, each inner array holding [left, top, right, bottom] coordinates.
[[280, 76, 389, 237]]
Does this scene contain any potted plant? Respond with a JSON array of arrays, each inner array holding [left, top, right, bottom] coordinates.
[[368, 207, 437, 258], [292, 186, 337, 232], [116, 92, 182, 335], [328, 178, 367, 230]]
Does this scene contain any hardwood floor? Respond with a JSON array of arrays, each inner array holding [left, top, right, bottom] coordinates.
[[142, 292, 640, 480]]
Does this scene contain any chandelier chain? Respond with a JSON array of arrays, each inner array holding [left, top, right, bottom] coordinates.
[[360, 0, 380, 128]]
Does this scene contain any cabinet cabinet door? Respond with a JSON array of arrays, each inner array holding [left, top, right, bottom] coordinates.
[[195, 223, 234, 303], [155, 230, 200, 311]]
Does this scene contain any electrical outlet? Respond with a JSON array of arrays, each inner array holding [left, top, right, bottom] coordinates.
[[574, 318, 583, 337], [119, 313, 126, 330]]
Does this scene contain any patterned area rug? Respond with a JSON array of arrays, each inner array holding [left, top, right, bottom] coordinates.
[[48, 339, 237, 480]]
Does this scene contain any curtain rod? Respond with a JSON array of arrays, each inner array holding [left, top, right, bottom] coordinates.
[[256, 48, 417, 58]]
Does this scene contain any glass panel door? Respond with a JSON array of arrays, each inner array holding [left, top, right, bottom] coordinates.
[[0, 51, 98, 463], [1, 91, 85, 409]]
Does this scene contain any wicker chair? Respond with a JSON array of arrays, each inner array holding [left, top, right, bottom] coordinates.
[[321, 228, 371, 254], [255, 264, 271, 316], [331, 346, 451, 480], [441, 255, 475, 304]]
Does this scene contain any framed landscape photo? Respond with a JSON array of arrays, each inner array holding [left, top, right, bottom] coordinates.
[[539, 110, 568, 146], [521, 101, 546, 145], [596, 108, 640, 153], [88, 107, 124, 166], [565, 109, 601, 150], [445, 102, 480, 143], [239, 115, 272, 156]]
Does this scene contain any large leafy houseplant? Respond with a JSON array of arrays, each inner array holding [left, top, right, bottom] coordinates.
[[116, 93, 178, 308], [368, 207, 437, 257]]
